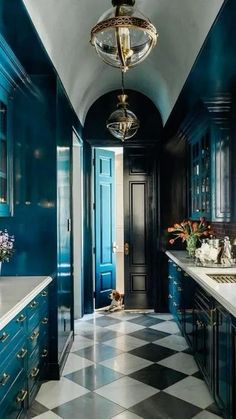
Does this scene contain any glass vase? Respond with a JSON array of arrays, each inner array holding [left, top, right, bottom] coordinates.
[[186, 236, 197, 258]]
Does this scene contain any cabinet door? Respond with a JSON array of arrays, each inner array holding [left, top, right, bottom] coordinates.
[[214, 305, 231, 416], [194, 289, 214, 389], [182, 272, 195, 348], [211, 126, 231, 221], [231, 320, 236, 419], [190, 132, 211, 219]]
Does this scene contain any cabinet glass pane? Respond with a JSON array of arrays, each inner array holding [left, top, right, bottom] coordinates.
[[0, 102, 7, 136], [0, 177, 7, 203], [0, 140, 7, 174]]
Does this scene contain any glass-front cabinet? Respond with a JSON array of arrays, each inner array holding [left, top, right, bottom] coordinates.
[[190, 131, 211, 219]]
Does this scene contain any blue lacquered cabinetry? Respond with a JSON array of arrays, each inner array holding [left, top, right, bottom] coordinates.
[[0, 286, 49, 419]]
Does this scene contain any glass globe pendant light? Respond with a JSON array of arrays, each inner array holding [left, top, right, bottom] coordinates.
[[91, 0, 158, 72], [106, 72, 139, 141]]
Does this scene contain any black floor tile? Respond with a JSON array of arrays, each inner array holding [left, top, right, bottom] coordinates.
[[129, 391, 201, 419], [128, 328, 169, 342], [129, 343, 176, 362], [74, 343, 123, 362], [26, 401, 48, 418], [206, 402, 223, 417], [53, 392, 124, 419], [192, 370, 204, 380], [65, 364, 124, 390], [129, 363, 187, 390], [78, 329, 121, 342], [127, 315, 164, 327], [87, 316, 121, 327]]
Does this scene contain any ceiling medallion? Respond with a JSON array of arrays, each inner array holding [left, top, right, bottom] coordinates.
[[91, 0, 158, 72]]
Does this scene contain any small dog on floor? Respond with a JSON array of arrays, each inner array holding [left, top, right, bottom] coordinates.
[[105, 290, 124, 312]]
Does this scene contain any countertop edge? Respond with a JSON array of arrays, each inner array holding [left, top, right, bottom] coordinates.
[[166, 250, 236, 318], [0, 276, 53, 330]]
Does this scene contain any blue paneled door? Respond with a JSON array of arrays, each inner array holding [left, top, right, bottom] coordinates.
[[94, 149, 116, 309]]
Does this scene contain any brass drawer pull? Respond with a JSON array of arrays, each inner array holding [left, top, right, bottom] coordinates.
[[0, 373, 10, 386], [173, 281, 178, 285], [41, 290, 48, 297], [0, 332, 10, 343], [17, 348, 27, 359], [16, 314, 27, 323], [168, 275, 173, 279], [177, 267, 181, 272], [30, 367, 40, 378], [178, 287, 183, 292], [41, 317, 48, 325], [16, 389, 27, 403], [168, 294, 173, 299], [173, 302, 179, 307], [30, 331, 40, 341], [41, 349, 48, 358], [30, 301, 39, 309]]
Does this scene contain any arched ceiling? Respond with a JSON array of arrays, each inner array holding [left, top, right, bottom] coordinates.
[[23, 0, 223, 125]]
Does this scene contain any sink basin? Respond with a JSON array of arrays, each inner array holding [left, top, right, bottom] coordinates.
[[207, 274, 236, 284]]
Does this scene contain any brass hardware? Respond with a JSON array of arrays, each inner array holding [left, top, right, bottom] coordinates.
[[41, 317, 48, 325], [16, 314, 27, 323], [41, 349, 48, 358], [17, 348, 27, 359], [173, 281, 178, 285], [173, 302, 178, 307], [0, 332, 10, 343], [177, 287, 183, 292], [41, 290, 48, 297], [0, 373, 10, 386], [177, 267, 181, 272], [168, 259, 173, 264], [196, 320, 204, 328], [30, 367, 40, 378], [124, 242, 129, 256], [183, 273, 189, 277], [168, 275, 173, 279], [112, 242, 118, 253], [30, 331, 40, 341], [168, 294, 173, 299], [173, 264, 176, 267], [210, 308, 216, 325], [16, 389, 27, 403], [30, 301, 39, 309]]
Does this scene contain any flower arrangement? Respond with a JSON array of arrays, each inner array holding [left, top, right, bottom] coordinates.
[[167, 218, 213, 257], [0, 230, 14, 262]]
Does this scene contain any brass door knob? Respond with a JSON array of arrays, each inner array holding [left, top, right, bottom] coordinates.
[[124, 242, 129, 256]]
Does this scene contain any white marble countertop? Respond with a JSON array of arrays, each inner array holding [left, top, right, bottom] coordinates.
[[166, 250, 236, 318], [0, 275, 52, 330]]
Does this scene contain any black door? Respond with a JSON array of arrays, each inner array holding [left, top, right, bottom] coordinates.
[[124, 147, 157, 309]]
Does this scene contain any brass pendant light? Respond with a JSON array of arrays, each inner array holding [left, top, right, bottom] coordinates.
[[91, 0, 158, 72], [106, 72, 139, 141]]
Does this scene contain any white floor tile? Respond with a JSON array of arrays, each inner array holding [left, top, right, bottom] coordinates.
[[157, 352, 199, 375], [95, 376, 159, 409], [34, 412, 63, 419], [70, 335, 94, 352], [35, 377, 90, 409], [150, 320, 180, 334], [62, 353, 94, 375], [75, 313, 104, 322], [111, 411, 143, 419], [148, 314, 174, 321], [104, 335, 147, 352], [74, 322, 103, 334], [192, 411, 223, 419], [155, 334, 189, 351], [164, 376, 214, 409], [105, 322, 145, 334], [100, 353, 153, 375], [107, 312, 143, 321]]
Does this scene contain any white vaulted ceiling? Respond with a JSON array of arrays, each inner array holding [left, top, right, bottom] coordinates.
[[23, 0, 223, 125]]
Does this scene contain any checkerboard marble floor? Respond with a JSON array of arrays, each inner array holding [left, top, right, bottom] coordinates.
[[28, 312, 223, 419]]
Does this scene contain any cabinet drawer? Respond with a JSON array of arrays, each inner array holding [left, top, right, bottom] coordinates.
[[0, 341, 27, 401], [0, 310, 27, 359], [27, 289, 48, 331], [0, 370, 27, 419]]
